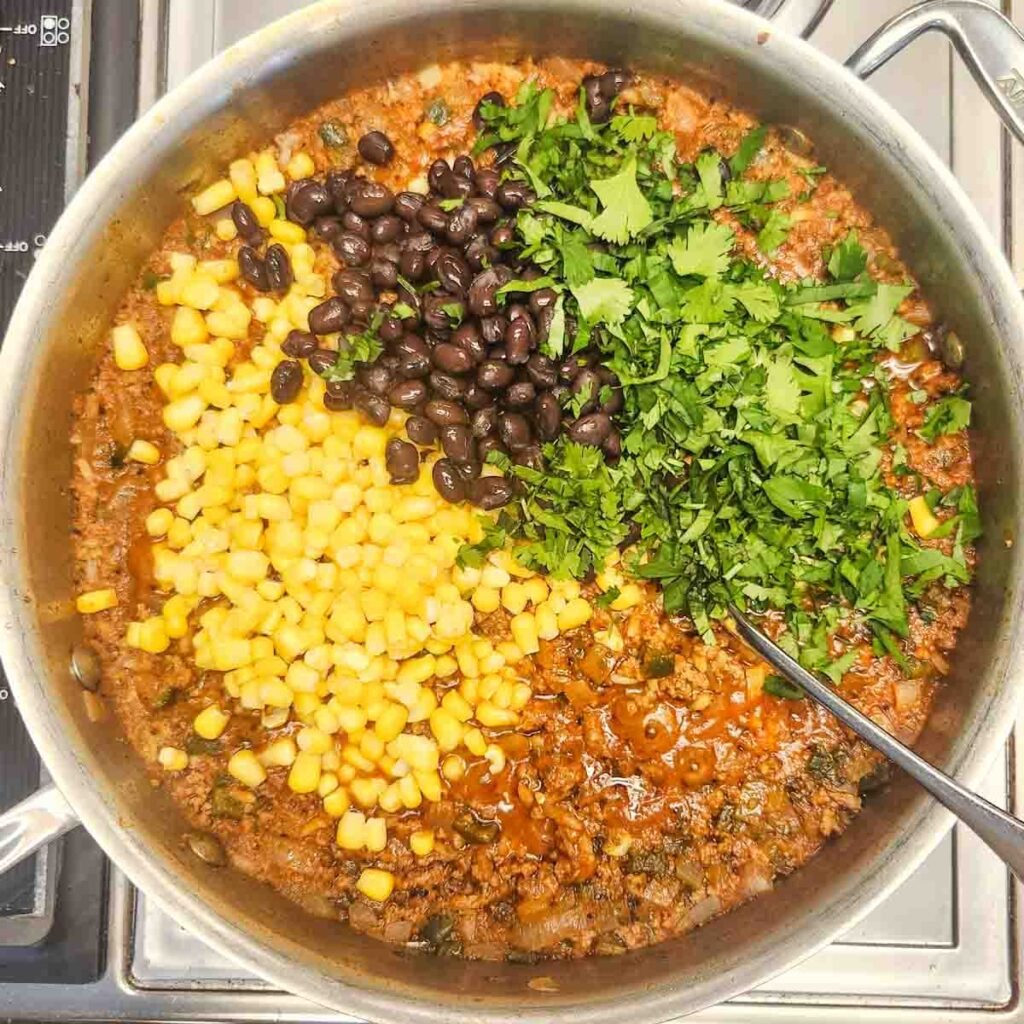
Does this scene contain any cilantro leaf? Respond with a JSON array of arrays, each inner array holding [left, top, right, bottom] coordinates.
[[316, 319, 384, 383], [695, 151, 724, 210], [757, 208, 792, 254], [611, 113, 658, 142], [572, 277, 635, 325], [920, 396, 971, 442], [828, 231, 868, 281], [589, 156, 653, 243], [730, 126, 767, 176], [667, 221, 735, 280]]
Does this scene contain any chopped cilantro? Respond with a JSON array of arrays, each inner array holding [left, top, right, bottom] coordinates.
[[318, 120, 347, 148], [314, 316, 384, 383], [920, 396, 971, 442], [425, 98, 450, 126], [589, 157, 653, 243]]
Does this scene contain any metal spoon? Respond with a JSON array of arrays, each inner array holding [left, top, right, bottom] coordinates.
[[729, 605, 1024, 879]]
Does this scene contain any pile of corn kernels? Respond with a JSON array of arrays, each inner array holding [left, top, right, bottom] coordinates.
[[76, 145, 642, 904]]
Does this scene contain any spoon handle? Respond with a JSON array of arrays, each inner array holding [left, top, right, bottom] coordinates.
[[729, 607, 1024, 879]]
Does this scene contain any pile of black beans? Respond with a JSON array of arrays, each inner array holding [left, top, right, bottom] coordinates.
[[252, 77, 630, 509]]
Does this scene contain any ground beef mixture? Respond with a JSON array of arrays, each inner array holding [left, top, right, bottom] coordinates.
[[70, 57, 973, 961]]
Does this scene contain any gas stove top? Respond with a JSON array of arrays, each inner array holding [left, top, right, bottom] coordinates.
[[2, 1, 1023, 1021]]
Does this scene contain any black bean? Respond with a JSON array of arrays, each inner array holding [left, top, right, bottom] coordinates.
[[348, 300, 376, 323], [513, 444, 544, 470], [428, 159, 452, 192], [435, 251, 471, 296], [453, 322, 487, 362], [603, 428, 622, 461], [429, 371, 467, 400], [342, 210, 370, 239], [406, 415, 438, 446], [534, 391, 562, 440], [424, 244, 445, 271], [454, 458, 482, 482], [231, 201, 264, 245], [265, 244, 292, 292], [472, 91, 506, 131], [463, 383, 491, 410], [469, 475, 513, 510], [499, 412, 532, 450], [358, 362, 394, 396], [471, 405, 498, 438], [349, 180, 395, 218], [474, 167, 500, 198], [571, 367, 601, 412], [505, 319, 534, 364], [417, 203, 449, 235], [397, 350, 431, 379], [446, 204, 478, 245], [394, 191, 426, 222], [395, 333, 430, 357], [358, 130, 395, 165], [582, 74, 611, 123], [476, 436, 506, 463], [308, 348, 337, 375], [599, 68, 632, 99], [399, 248, 426, 282], [369, 215, 403, 244], [489, 223, 515, 249], [425, 399, 468, 426], [480, 316, 507, 346], [526, 353, 558, 389], [308, 297, 349, 335], [506, 302, 530, 322], [528, 287, 557, 315], [440, 423, 474, 463], [238, 246, 270, 291], [453, 154, 476, 179], [270, 360, 303, 404], [378, 315, 404, 344], [601, 387, 624, 415], [568, 412, 612, 446], [388, 379, 428, 410], [282, 329, 317, 358], [496, 179, 534, 211], [333, 231, 371, 267], [465, 234, 499, 271], [493, 141, 518, 166], [286, 180, 332, 225], [313, 216, 344, 242], [432, 458, 467, 503], [477, 360, 515, 391], [326, 169, 352, 213], [354, 390, 390, 427], [465, 196, 500, 224], [505, 381, 535, 408], [370, 259, 398, 289], [386, 437, 419, 484], [324, 381, 355, 411], [424, 296, 455, 332], [332, 268, 374, 304], [432, 342, 474, 375]]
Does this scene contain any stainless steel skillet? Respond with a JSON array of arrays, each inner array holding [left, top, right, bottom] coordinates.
[[3, 1, 1024, 1021]]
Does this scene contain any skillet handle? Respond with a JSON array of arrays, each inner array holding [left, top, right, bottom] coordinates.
[[846, 0, 1024, 145], [0, 784, 79, 877], [740, 0, 835, 38]]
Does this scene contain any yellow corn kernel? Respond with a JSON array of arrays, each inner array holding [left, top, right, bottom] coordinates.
[[440, 689, 473, 722], [163, 394, 207, 433], [374, 701, 409, 742], [908, 495, 940, 538], [476, 701, 517, 728], [610, 583, 644, 611], [471, 586, 500, 614], [318, 772, 339, 798], [268, 219, 306, 245], [510, 612, 540, 655], [364, 817, 388, 853], [251, 195, 276, 226], [215, 218, 237, 241], [409, 829, 435, 857], [396, 653, 436, 687], [260, 737, 297, 768], [228, 749, 267, 788], [126, 439, 161, 465], [414, 769, 442, 802], [463, 728, 487, 757], [286, 151, 316, 180], [336, 809, 366, 849], [429, 707, 464, 753], [158, 746, 189, 772], [500, 582, 529, 615], [323, 787, 350, 817], [350, 776, 386, 808], [228, 157, 257, 203], [192, 179, 236, 215], [558, 597, 593, 632], [397, 773, 422, 808], [112, 323, 148, 370], [484, 743, 506, 774], [193, 705, 230, 739], [287, 750, 322, 794], [441, 753, 466, 782], [256, 151, 286, 195], [171, 305, 209, 348], [356, 867, 394, 902], [145, 507, 174, 537], [76, 588, 117, 614]]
